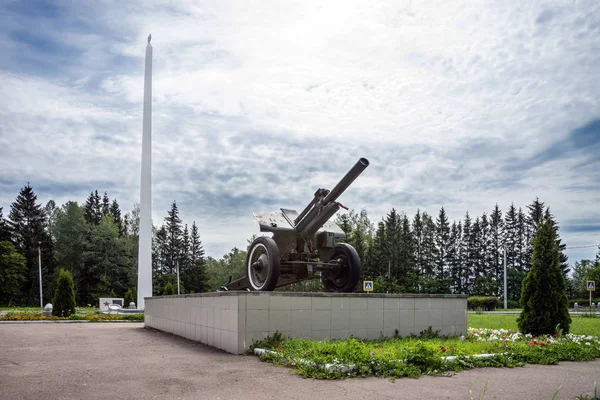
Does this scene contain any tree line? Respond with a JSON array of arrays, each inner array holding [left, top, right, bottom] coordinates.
[[334, 198, 600, 301], [1, 183, 599, 307]]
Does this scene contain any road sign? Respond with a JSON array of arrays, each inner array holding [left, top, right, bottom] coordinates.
[[363, 280, 373, 292], [587, 280, 596, 291]]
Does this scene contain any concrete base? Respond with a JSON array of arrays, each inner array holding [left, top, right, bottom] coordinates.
[[144, 292, 468, 355]]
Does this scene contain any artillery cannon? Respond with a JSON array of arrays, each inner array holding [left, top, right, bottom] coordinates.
[[220, 157, 369, 293]]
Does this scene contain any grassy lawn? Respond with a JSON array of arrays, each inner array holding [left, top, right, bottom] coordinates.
[[253, 312, 600, 379], [469, 314, 600, 336]]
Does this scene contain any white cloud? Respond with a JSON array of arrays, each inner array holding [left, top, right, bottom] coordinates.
[[0, 0, 599, 260]]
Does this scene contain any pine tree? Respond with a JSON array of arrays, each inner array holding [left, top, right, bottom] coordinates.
[[8, 184, 54, 305], [517, 215, 571, 335], [596, 243, 600, 262], [52, 268, 76, 317], [102, 192, 110, 216], [413, 210, 424, 280]]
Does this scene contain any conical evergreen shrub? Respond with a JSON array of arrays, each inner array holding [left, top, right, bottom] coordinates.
[[52, 269, 76, 317], [124, 288, 134, 306], [517, 216, 571, 335]]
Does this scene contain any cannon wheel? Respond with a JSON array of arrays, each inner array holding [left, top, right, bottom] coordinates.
[[321, 243, 360, 293], [246, 236, 280, 291]]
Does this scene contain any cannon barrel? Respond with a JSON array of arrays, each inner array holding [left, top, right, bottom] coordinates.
[[322, 157, 369, 204]]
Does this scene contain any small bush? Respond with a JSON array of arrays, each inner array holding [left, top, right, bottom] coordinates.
[[124, 289, 134, 306], [468, 296, 498, 311], [163, 282, 175, 295], [52, 269, 76, 317], [569, 299, 596, 308], [507, 300, 520, 309]]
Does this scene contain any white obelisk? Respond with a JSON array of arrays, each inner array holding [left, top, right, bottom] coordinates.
[[137, 34, 153, 310]]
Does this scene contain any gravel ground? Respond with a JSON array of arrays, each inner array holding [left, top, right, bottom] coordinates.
[[0, 323, 598, 400]]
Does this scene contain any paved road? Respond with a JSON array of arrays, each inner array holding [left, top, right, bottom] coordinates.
[[1, 323, 598, 399]]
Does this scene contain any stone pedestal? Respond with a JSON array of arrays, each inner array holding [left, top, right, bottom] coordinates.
[[144, 292, 468, 354]]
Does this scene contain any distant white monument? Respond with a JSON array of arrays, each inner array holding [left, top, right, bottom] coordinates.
[[137, 34, 153, 310]]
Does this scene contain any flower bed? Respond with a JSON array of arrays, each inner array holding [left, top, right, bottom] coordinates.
[[252, 328, 600, 379], [0, 311, 143, 322]]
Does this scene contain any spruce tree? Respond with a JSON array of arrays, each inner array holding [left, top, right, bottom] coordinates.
[[543, 208, 570, 276], [448, 221, 462, 293], [384, 208, 402, 284], [8, 184, 54, 305], [596, 243, 600, 262], [109, 199, 123, 235], [182, 222, 208, 293], [102, 192, 110, 216], [517, 215, 571, 335], [0, 207, 10, 242], [164, 201, 183, 274], [435, 207, 450, 282], [398, 214, 417, 292], [489, 204, 504, 292], [370, 221, 387, 278], [460, 213, 472, 293], [84, 191, 102, 225], [0, 241, 27, 305], [52, 268, 76, 317]]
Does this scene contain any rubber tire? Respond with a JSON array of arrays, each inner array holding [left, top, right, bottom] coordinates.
[[322, 243, 361, 293], [246, 236, 281, 291]]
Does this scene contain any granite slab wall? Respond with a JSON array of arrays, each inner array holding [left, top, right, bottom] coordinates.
[[144, 292, 468, 355]]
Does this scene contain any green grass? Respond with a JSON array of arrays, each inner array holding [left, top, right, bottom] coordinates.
[[0, 306, 98, 312], [253, 328, 600, 379], [469, 314, 600, 336]]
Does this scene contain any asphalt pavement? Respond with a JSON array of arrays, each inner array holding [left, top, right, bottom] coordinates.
[[0, 323, 598, 399]]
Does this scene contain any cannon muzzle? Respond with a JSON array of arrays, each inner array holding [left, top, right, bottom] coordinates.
[[294, 157, 369, 236], [322, 157, 369, 204]]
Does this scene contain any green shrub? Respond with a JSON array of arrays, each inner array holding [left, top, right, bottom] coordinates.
[[163, 282, 175, 295], [124, 289, 134, 306], [110, 289, 117, 298], [507, 300, 520, 309], [518, 215, 571, 335], [569, 299, 596, 308], [52, 269, 76, 317], [468, 296, 498, 311]]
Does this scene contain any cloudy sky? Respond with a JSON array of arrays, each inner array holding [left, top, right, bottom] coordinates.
[[0, 0, 599, 262]]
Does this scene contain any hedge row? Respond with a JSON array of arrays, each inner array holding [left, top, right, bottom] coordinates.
[[467, 297, 520, 311]]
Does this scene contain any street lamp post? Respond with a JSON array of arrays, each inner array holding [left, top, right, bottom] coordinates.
[[38, 241, 43, 308]]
